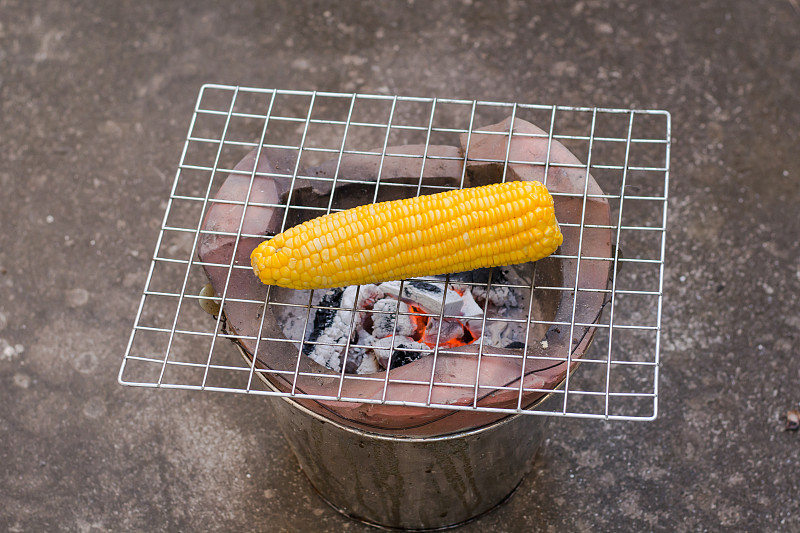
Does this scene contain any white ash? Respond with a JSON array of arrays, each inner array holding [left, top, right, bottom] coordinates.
[[460, 289, 497, 340], [355, 351, 381, 374], [370, 335, 429, 370], [301, 287, 349, 372], [371, 298, 415, 338], [450, 267, 520, 309], [459, 267, 531, 340], [343, 346, 369, 374], [483, 320, 511, 346], [465, 312, 528, 348], [379, 280, 464, 316], [352, 329, 380, 374], [460, 283, 517, 309], [303, 284, 385, 372], [352, 284, 386, 310], [456, 289, 484, 319]]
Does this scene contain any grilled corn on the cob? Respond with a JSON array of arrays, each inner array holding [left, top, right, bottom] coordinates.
[[251, 180, 562, 289]]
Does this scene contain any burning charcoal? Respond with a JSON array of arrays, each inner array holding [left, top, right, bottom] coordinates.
[[304, 288, 345, 351], [303, 285, 383, 372], [389, 347, 427, 370], [356, 328, 375, 347], [461, 290, 488, 337], [356, 352, 381, 374], [371, 299, 415, 339], [371, 335, 410, 368], [354, 284, 386, 310], [296, 265, 530, 374], [344, 329, 376, 374], [370, 336, 429, 369], [304, 333, 347, 372], [343, 346, 369, 374], [379, 280, 464, 316], [311, 288, 345, 327], [423, 318, 465, 346], [337, 284, 386, 320], [458, 290, 484, 318]]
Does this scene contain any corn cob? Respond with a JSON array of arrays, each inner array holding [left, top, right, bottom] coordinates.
[[251, 180, 562, 290]]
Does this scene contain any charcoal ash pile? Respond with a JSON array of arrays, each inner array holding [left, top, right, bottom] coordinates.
[[294, 267, 530, 374]]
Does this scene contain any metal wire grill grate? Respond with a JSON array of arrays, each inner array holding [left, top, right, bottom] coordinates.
[[119, 85, 670, 421]]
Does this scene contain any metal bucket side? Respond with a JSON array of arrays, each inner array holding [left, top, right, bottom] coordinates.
[[268, 394, 555, 531]]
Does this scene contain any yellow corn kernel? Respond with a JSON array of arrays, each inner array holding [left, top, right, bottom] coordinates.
[[251, 180, 563, 290]]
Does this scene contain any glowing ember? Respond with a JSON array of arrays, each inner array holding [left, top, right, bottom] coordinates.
[[407, 305, 429, 341]]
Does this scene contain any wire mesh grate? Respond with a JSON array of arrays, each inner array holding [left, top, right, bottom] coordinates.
[[119, 85, 670, 421]]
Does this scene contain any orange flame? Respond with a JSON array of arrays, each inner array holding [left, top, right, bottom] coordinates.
[[407, 304, 478, 349]]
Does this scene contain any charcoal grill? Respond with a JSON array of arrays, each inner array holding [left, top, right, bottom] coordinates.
[[119, 85, 670, 529]]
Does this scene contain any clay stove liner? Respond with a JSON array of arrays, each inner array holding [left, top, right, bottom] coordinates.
[[199, 117, 612, 437]]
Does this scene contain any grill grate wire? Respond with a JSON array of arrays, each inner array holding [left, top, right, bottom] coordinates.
[[119, 85, 670, 421]]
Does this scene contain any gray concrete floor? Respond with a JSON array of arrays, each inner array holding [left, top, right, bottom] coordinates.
[[2, 1, 799, 531]]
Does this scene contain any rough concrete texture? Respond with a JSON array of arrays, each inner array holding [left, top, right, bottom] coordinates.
[[2, 0, 799, 531]]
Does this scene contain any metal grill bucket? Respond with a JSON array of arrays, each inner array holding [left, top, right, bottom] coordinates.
[[268, 390, 557, 530]]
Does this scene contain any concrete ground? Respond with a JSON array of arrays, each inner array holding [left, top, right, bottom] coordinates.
[[2, 0, 799, 531]]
